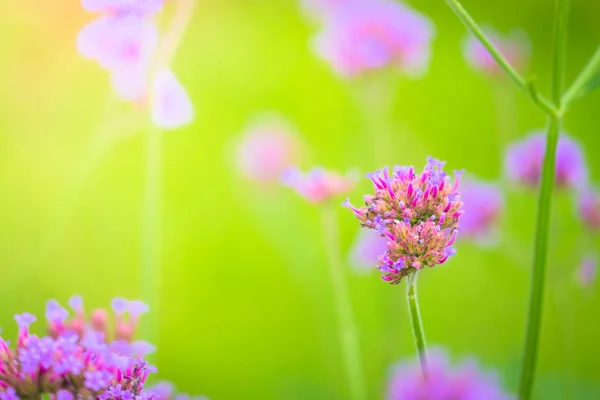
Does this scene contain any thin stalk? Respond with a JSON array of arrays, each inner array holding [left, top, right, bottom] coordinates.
[[321, 207, 367, 400], [444, 0, 557, 116], [561, 46, 600, 110], [406, 272, 428, 379], [140, 123, 162, 362], [519, 0, 569, 399]]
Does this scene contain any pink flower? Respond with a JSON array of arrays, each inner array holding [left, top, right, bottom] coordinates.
[[463, 27, 530, 75], [459, 178, 503, 244], [82, 0, 164, 15], [577, 254, 596, 288], [235, 117, 301, 183], [150, 69, 195, 129], [387, 348, 513, 400], [578, 188, 600, 231], [348, 229, 389, 271], [504, 131, 588, 190], [312, 0, 435, 78], [283, 167, 358, 204], [344, 158, 463, 284]]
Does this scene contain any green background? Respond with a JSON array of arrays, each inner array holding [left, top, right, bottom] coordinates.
[[0, 0, 599, 398]]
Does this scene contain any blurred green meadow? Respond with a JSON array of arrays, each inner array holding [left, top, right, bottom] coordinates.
[[1, 0, 599, 399]]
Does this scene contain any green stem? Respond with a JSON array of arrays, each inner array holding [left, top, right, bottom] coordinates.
[[519, 0, 568, 399], [444, 0, 557, 116], [141, 124, 162, 364], [321, 207, 367, 400], [406, 272, 428, 379], [561, 46, 600, 110]]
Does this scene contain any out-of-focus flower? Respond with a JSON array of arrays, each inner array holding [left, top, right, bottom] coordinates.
[[344, 158, 463, 284], [459, 178, 503, 244], [77, 0, 195, 130], [234, 116, 301, 184], [578, 187, 600, 231], [348, 229, 389, 272], [504, 131, 587, 190], [312, 0, 435, 78], [148, 381, 210, 400], [387, 348, 513, 399], [151, 68, 195, 129], [283, 167, 358, 204], [300, 0, 361, 19], [463, 27, 530, 75], [576, 253, 596, 288]]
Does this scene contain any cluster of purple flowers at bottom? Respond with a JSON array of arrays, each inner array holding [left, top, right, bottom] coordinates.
[[0, 297, 205, 400], [344, 157, 464, 284], [387, 348, 513, 399]]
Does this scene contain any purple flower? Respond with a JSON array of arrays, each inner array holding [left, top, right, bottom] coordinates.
[[85, 370, 114, 391], [14, 312, 36, 330], [344, 158, 463, 284], [56, 390, 74, 400], [312, 0, 435, 78], [235, 116, 301, 184], [577, 254, 596, 287], [150, 68, 195, 129], [283, 166, 358, 204], [459, 178, 503, 244], [82, 0, 164, 15], [578, 187, 600, 231], [300, 0, 362, 19], [463, 27, 530, 75], [348, 229, 389, 272], [0, 388, 19, 400], [504, 131, 587, 190], [46, 300, 69, 323], [387, 348, 513, 399]]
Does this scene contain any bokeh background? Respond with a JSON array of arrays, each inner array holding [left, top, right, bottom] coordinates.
[[1, 0, 599, 399]]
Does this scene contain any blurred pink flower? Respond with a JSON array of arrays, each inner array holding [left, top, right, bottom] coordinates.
[[348, 229, 388, 272], [82, 0, 164, 15], [578, 188, 600, 231], [463, 27, 530, 75], [150, 69, 195, 129], [459, 178, 503, 244], [312, 0, 435, 78], [387, 348, 513, 400], [235, 117, 301, 183], [577, 253, 596, 288], [283, 167, 358, 204], [504, 131, 588, 190]]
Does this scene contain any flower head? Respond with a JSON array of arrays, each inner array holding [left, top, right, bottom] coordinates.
[[578, 187, 600, 231], [283, 167, 358, 204], [344, 158, 463, 284], [504, 131, 587, 190], [459, 178, 503, 244], [463, 27, 530, 75], [312, 0, 435, 78], [234, 116, 301, 184], [387, 348, 513, 399]]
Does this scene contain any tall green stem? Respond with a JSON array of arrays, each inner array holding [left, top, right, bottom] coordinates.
[[141, 125, 162, 362], [518, 0, 568, 398], [406, 272, 428, 378], [321, 207, 367, 400]]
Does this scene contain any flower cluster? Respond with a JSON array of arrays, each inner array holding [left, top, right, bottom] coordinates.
[[309, 0, 435, 78], [283, 167, 358, 204], [504, 131, 587, 190], [459, 178, 503, 244], [344, 158, 463, 284], [0, 297, 156, 399], [463, 27, 530, 76], [77, 0, 194, 129], [387, 348, 513, 399]]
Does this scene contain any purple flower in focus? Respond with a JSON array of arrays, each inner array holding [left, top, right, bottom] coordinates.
[[312, 0, 435, 78], [344, 158, 463, 284], [504, 131, 587, 190], [463, 27, 530, 76], [234, 116, 301, 184], [150, 68, 195, 129], [578, 187, 600, 231], [387, 348, 513, 400], [577, 253, 596, 288], [459, 178, 503, 244], [283, 166, 358, 204], [348, 229, 389, 272]]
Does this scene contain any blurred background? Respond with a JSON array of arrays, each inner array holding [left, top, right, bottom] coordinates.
[[0, 0, 599, 399]]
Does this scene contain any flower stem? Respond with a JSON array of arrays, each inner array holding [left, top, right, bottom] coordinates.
[[561, 46, 600, 110], [406, 271, 428, 379], [321, 207, 367, 400], [141, 123, 162, 363], [444, 0, 557, 116], [518, 0, 569, 398]]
